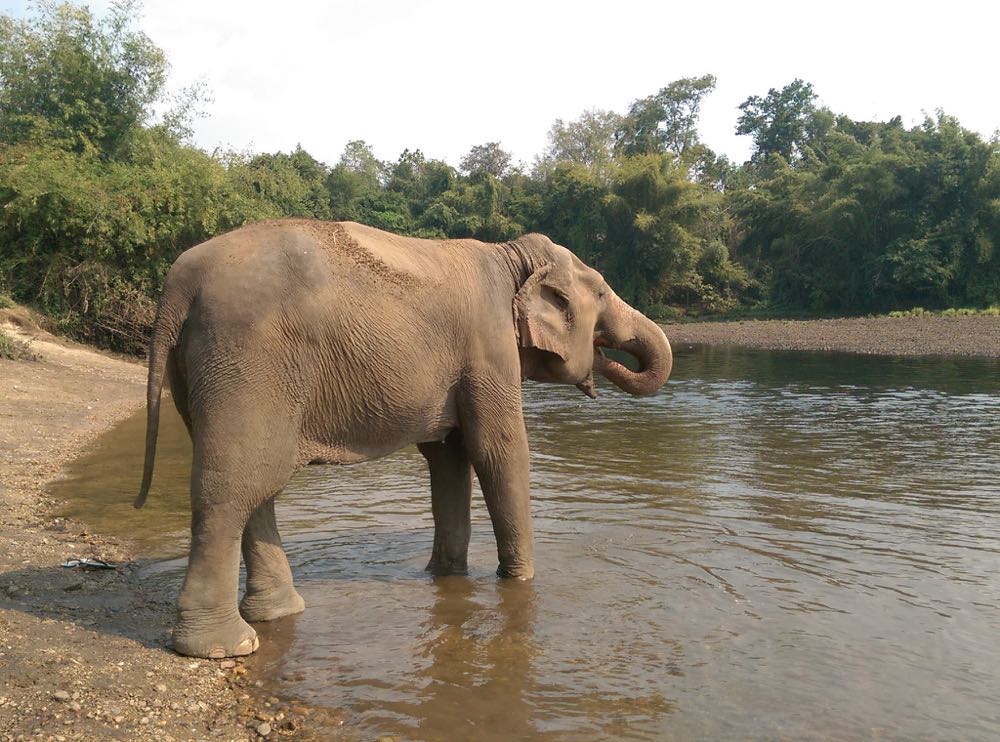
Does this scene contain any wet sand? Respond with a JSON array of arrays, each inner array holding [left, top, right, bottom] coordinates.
[[660, 315, 1000, 357]]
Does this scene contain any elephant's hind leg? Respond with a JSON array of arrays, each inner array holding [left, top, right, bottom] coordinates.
[[172, 402, 299, 659], [419, 431, 473, 575], [239, 498, 305, 622], [172, 496, 260, 659]]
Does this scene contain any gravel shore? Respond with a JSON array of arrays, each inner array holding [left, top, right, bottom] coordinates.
[[660, 315, 1000, 357]]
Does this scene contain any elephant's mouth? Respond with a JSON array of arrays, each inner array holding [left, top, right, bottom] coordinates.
[[574, 342, 618, 399], [577, 335, 668, 398]]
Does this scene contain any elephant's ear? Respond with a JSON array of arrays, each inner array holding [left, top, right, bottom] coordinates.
[[513, 263, 571, 361]]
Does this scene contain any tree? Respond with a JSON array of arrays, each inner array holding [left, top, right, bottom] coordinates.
[[228, 145, 331, 219], [735, 79, 832, 164], [536, 108, 623, 179], [459, 142, 517, 179], [731, 110, 1000, 311], [616, 75, 717, 160], [327, 139, 385, 221], [0, 1, 170, 158]]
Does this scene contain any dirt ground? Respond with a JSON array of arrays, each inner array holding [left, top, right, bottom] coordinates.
[[0, 311, 315, 742], [2, 310, 998, 742], [660, 314, 1000, 357]]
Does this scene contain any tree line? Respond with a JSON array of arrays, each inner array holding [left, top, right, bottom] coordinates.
[[2, 2, 998, 353]]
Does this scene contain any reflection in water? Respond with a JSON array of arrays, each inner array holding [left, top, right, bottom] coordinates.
[[51, 346, 1000, 740]]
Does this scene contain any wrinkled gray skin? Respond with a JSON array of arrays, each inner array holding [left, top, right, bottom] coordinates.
[[136, 220, 672, 658]]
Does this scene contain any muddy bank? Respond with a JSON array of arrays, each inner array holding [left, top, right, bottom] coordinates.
[[0, 313, 303, 741], [660, 315, 1000, 357]]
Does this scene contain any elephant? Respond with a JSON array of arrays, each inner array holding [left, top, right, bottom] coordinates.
[[134, 219, 672, 658]]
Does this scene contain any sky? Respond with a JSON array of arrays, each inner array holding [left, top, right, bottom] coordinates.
[[5, 0, 998, 168]]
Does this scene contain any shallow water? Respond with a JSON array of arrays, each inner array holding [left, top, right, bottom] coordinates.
[[53, 346, 1000, 740]]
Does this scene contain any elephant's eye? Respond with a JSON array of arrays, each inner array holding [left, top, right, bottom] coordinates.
[[545, 286, 572, 318]]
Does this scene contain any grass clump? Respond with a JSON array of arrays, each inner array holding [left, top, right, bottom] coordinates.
[[0, 329, 36, 361], [887, 306, 1000, 318]]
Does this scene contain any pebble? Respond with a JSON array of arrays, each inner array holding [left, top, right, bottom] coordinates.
[[255, 721, 272, 737], [52, 690, 71, 702], [219, 660, 236, 669], [155, 683, 167, 693]]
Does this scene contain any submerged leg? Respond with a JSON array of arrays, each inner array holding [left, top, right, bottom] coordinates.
[[419, 431, 473, 575]]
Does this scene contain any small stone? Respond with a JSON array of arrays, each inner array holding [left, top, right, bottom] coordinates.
[[255, 721, 272, 737], [52, 690, 71, 702], [154, 684, 167, 693], [139, 717, 150, 725], [219, 660, 236, 669]]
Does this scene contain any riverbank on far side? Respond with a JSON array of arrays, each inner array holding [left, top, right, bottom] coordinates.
[[659, 315, 1000, 357]]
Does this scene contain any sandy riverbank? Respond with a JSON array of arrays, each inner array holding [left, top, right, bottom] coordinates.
[[0, 312, 309, 742], [660, 315, 1000, 357]]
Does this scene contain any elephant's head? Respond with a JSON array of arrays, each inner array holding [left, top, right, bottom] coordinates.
[[510, 236, 672, 397]]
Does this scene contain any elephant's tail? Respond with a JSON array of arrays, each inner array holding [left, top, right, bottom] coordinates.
[[134, 282, 192, 509]]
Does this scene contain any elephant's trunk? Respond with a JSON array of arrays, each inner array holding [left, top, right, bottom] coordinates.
[[595, 296, 673, 396]]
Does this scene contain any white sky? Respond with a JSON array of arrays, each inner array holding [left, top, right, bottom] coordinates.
[[5, 0, 999, 167]]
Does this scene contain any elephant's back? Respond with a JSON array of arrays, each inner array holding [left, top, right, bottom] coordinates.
[[175, 218, 481, 293]]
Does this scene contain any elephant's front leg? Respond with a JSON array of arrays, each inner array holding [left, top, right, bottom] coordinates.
[[239, 498, 305, 622], [463, 393, 535, 580], [418, 431, 473, 575]]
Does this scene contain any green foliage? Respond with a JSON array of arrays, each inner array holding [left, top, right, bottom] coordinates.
[[887, 305, 1000, 318], [536, 109, 622, 180], [0, 1, 169, 156], [736, 79, 832, 165], [459, 142, 518, 179], [616, 75, 717, 160], [0, 329, 35, 360], [733, 111, 1000, 312]]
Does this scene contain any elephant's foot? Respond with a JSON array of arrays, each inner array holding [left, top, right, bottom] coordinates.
[[426, 554, 469, 576], [497, 562, 534, 580], [239, 583, 305, 623], [172, 609, 259, 659]]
